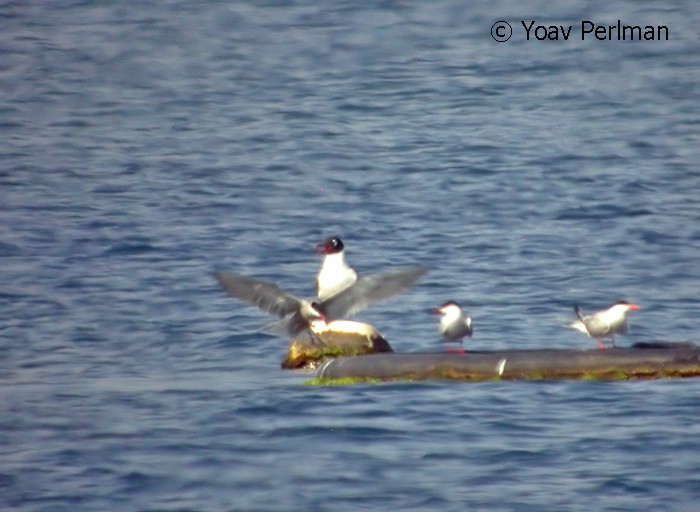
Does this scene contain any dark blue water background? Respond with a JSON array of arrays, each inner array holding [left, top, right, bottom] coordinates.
[[2, 1, 700, 510]]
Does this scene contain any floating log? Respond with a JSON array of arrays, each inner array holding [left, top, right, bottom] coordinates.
[[311, 342, 700, 383]]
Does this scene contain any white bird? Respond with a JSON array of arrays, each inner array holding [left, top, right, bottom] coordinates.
[[315, 236, 358, 301], [571, 301, 641, 349], [434, 301, 473, 344], [314, 236, 426, 305]]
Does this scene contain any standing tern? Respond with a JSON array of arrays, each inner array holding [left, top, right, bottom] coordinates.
[[571, 301, 640, 349], [434, 301, 473, 348]]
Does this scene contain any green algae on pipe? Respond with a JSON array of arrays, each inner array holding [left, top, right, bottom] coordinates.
[[314, 342, 700, 383]]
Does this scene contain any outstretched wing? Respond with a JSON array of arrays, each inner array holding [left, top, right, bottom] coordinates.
[[214, 272, 301, 318], [322, 266, 428, 320]]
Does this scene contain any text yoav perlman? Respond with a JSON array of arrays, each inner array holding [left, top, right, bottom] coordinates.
[[522, 20, 669, 41]]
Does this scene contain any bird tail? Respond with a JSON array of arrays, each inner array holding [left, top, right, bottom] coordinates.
[[259, 317, 292, 335], [568, 320, 589, 334], [371, 334, 394, 353], [574, 305, 585, 323], [290, 329, 328, 348]]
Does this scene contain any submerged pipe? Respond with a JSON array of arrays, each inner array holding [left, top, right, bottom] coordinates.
[[314, 342, 700, 382]]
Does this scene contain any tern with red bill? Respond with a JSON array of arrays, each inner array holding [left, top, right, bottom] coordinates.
[[434, 301, 473, 344], [571, 301, 641, 349]]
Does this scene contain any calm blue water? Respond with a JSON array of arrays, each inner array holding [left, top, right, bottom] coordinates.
[[2, 1, 700, 510]]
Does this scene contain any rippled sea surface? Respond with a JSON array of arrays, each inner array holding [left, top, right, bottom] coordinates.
[[2, 1, 700, 510]]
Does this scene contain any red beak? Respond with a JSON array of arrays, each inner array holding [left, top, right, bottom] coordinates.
[[627, 304, 641, 310], [315, 243, 330, 255]]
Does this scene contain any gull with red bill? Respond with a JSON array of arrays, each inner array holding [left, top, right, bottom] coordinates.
[[314, 236, 358, 301], [314, 235, 427, 306]]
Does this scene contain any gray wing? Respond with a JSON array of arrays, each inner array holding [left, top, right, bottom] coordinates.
[[214, 272, 302, 318], [322, 266, 428, 320], [610, 317, 630, 335], [583, 315, 612, 338]]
